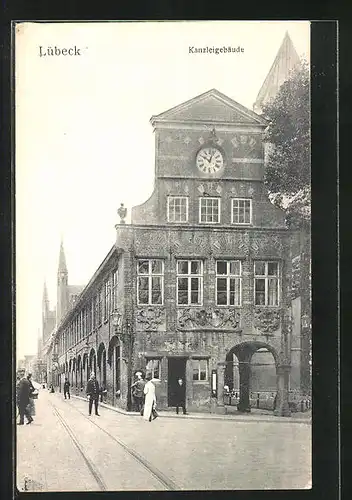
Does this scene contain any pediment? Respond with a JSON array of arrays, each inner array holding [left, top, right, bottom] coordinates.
[[150, 89, 267, 127]]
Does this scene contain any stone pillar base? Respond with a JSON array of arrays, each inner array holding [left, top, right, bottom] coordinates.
[[215, 405, 227, 415], [274, 407, 291, 417]]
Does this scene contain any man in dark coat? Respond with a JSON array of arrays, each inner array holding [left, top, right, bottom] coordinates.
[[17, 370, 33, 425], [86, 372, 100, 416], [175, 377, 187, 415], [63, 377, 71, 399], [131, 371, 146, 413]]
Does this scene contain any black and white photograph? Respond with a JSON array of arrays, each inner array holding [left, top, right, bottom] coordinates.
[[15, 20, 311, 492]]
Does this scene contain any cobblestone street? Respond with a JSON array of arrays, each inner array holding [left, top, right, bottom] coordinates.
[[16, 389, 311, 491]]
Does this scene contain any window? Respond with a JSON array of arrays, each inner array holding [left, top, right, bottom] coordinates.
[[199, 197, 220, 223], [192, 359, 208, 381], [146, 359, 161, 379], [177, 260, 203, 305], [254, 261, 280, 306], [104, 279, 110, 320], [232, 198, 252, 224], [216, 260, 242, 306], [167, 196, 188, 222], [137, 259, 164, 305], [111, 269, 118, 311]]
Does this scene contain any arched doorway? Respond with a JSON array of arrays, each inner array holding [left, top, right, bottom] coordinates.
[[89, 348, 97, 376], [224, 342, 279, 412], [77, 355, 82, 390], [83, 353, 88, 388], [72, 358, 77, 388], [108, 335, 121, 405], [97, 343, 107, 389]]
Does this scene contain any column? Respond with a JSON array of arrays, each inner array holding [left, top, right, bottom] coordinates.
[[237, 361, 251, 412], [216, 362, 227, 414], [274, 364, 291, 416]]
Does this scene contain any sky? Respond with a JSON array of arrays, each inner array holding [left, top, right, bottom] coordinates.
[[15, 20, 310, 359]]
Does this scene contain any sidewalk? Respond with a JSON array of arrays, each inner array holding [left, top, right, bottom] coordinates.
[[72, 394, 311, 424]]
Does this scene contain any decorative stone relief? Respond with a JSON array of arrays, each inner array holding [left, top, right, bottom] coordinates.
[[198, 136, 205, 145], [177, 307, 241, 330], [165, 136, 173, 143], [136, 307, 165, 331], [253, 308, 280, 333], [198, 184, 205, 194], [184, 136, 192, 144], [216, 138, 224, 146]]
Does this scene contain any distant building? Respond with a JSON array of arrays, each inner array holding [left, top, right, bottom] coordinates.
[[37, 240, 84, 385], [253, 31, 301, 115]]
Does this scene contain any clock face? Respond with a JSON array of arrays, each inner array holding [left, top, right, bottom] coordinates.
[[196, 147, 224, 173]]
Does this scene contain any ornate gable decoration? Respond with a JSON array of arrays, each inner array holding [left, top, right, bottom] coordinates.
[[150, 89, 268, 127]]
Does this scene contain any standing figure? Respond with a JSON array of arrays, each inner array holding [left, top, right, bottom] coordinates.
[[27, 373, 36, 418], [131, 371, 145, 413], [17, 370, 33, 425], [175, 378, 187, 415], [143, 374, 157, 422], [63, 377, 71, 399], [86, 372, 100, 416]]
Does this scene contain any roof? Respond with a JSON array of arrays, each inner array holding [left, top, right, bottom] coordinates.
[[253, 32, 300, 114], [68, 285, 85, 297], [150, 88, 268, 127]]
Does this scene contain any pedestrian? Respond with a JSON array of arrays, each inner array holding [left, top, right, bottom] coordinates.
[[17, 370, 33, 425], [63, 377, 71, 399], [27, 373, 37, 418], [175, 377, 187, 415], [131, 371, 145, 413], [86, 372, 100, 416], [143, 373, 157, 422]]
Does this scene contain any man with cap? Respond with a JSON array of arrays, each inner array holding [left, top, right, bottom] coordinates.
[[16, 369, 33, 425], [86, 372, 101, 416]]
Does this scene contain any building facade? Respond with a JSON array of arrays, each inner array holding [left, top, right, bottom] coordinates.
[[48, 89, 302, 416]]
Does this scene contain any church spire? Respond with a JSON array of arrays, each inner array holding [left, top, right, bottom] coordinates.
[[253, 31, 300, 114], [58, 238, 68, 275], [42, 280, 49, 304]]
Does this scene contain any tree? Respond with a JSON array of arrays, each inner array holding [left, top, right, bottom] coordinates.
[[262, 61, 310, 229]]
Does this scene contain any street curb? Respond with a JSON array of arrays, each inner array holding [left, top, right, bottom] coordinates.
[[71, 395, 311, 425]]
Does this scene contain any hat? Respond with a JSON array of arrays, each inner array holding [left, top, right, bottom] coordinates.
[[90, 372, 95, 378]]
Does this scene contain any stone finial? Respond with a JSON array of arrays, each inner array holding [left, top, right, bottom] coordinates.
[[117, 203, 127, 224]]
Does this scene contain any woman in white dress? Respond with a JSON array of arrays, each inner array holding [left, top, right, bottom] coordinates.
[[143, 373, 157, 422]]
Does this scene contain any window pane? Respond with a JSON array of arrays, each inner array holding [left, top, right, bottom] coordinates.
[[151, 260, 162, 274], [255, 278, 266, 305], [151, 277, 162, 304], [254, 261, 265, 275], [192, 360, 199, 380], [191, 290, 200, 304], [138, 260, 149, 274], [230, 261, 241, 275], [229, 278, 241, 306], [191, 277, 199, 291], [268, 278, 278, 305], [191, 261, 200, 274], [178, 278, 188, 304], [217, 291, 227, 305], [217, 261, 227, 275], [138, 277, 149, 304], [177, 261, 189, 274], [268, 262, 278, 276], [199, 360, 207, 380]]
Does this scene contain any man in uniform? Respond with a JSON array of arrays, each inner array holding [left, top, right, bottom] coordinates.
[[86, 372, 100, 416]]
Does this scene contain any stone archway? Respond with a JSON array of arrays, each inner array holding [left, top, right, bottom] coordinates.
[[224, 341, 279, 413], [89, 348, 97, 376], [108, 335, 121, 405], [97, 342, 107, 388]]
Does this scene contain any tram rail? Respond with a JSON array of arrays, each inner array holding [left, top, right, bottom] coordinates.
[[48, 399, 179, 491]]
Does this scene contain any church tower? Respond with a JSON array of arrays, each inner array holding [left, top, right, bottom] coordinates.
[[253, 31, 300, 114], [57, 240, 69, 325], [42, 281, 49, 339]]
